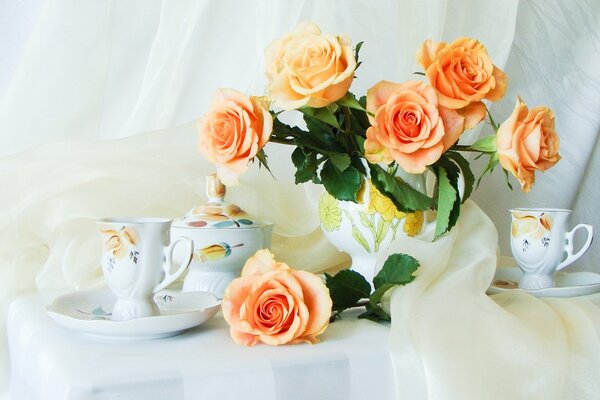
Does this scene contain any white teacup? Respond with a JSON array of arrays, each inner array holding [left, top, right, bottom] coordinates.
[[98, 217, 193, 321], [510, 208, 593, 290]]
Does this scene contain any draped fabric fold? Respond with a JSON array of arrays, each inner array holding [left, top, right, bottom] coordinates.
[[388, 202, 600, 399]]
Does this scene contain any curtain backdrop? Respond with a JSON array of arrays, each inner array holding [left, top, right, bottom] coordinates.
[[1, 0, 599, 398]]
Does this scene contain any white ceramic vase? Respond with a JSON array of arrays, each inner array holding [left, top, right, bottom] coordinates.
[[319, 173, 426, 285]]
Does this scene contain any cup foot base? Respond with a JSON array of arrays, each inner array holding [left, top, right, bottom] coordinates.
[[112, 299, 159, 321], [519, 274, 555, 290]]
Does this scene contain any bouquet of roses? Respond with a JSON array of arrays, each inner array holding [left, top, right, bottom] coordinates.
[[197, 22, 560, 239], [198, 22, 561, 326]]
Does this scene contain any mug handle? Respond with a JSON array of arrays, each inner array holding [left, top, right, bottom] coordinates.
[[556, 224, 594, 271], [153, 237, 194, 293]]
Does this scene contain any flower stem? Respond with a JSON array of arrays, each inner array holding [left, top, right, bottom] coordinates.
[[451, 145, 483, 153], [269, 136, 296, 146], [486, 106, 500, 132]]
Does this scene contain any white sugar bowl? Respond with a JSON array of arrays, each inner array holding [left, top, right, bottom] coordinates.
[[171, 175, 273, 297]]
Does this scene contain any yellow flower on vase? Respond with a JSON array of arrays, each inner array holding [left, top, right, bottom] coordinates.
[[319, 192, 342, 232], [404, 211, 424, 237], [367, 183, 406, 222]]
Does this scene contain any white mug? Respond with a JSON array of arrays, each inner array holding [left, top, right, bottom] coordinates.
[[510, 208, 593, 290], [98, 217, 193, 321]]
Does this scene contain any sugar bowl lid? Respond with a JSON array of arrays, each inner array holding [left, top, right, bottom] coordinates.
[[173, 174, 265, 229]]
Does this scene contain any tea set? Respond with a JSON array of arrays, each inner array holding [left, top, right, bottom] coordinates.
[[46, 175, 597, 340], [46, 174, 273, 340]]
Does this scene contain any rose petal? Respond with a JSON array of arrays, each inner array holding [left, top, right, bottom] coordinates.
[[366, 80, 404, 124], [459, 101, 487, 130], [391, 142, 444, 174], [416, 39, 446, 70], [241, 249, 289, 277], [230, 328, 260, 346], [364, 127, 393, 164], [439, 107, 464, 150], [291, 270, 332, 337], [485, 66, 507, 102], [222, 276, 256, 330]]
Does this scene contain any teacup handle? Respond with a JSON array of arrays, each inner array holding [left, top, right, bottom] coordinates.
[[556, 224, 594, 271], [153, 237, 194, 293]]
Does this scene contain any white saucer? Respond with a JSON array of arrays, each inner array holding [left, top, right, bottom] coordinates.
[[46, 288, 220, 340], [488, 267, 600, 298]]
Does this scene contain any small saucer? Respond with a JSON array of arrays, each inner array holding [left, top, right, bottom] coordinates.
[[46, 288, 220, 340], [487, 267, 600, 298]]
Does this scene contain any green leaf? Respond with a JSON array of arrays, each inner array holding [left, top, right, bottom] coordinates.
[[272, 119, 304, 139], [325, 270, 371, 312], [255, 149, 274, 178], [354, 41, 364, 63], [476, 152, 500, 189], [337, 92, 366, 112], [503, 168, 514, 190], [350, 155, 367, 175], [320, 161, 362, 202], [470, 135, 497, 153], [301, 107, 340, 129], [434, 167, 458, 238], [368, 254, 420, 314], [301, 115, 340, 152], [445, 152, 475, 204], [358, 304, 391, 322], [291, 148, 320, 184], [369, 283, 396, 308], [368, 164, 433, 212], [373, 253, 420, 289], [329, 153, 351, 172]]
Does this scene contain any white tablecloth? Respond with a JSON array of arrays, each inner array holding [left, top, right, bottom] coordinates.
[[7, 292, 395, 400]]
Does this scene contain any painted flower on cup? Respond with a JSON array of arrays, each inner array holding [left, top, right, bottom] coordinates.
[[100, 227, 137, 259], [222, 249, 332, 346], [417, 37, 506, 128], [497, 97, 561, 192], [265, 21, 356, 110], [197, 89, 272, 185], [364, 80, 464, 173], [511, 213, 552, 240]]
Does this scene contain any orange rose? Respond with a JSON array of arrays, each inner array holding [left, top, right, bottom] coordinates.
[[364, 80, 464, 173], [417, 38, 507, 128], [197, 89, 272, 185], [222, 249, 332, 346], [497, 97, 561, 192], [265, 21, 356, 110]]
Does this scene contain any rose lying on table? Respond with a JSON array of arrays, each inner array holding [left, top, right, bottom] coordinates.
[[222, 250, 332, 346], [222, 250, 422, 345]]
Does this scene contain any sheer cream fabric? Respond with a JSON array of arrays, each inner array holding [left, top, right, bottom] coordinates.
[[387, 202, 600, 399], [2, 0, 600, 398]]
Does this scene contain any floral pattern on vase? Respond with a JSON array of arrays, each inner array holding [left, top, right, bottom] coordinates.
[[319, 177, 426, 285]]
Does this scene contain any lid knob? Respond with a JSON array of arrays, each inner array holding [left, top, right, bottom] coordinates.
[[206, 174, 226, 203]]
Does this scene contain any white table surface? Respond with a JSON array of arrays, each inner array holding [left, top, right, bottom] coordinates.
[[7, 291, 395, 400]]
